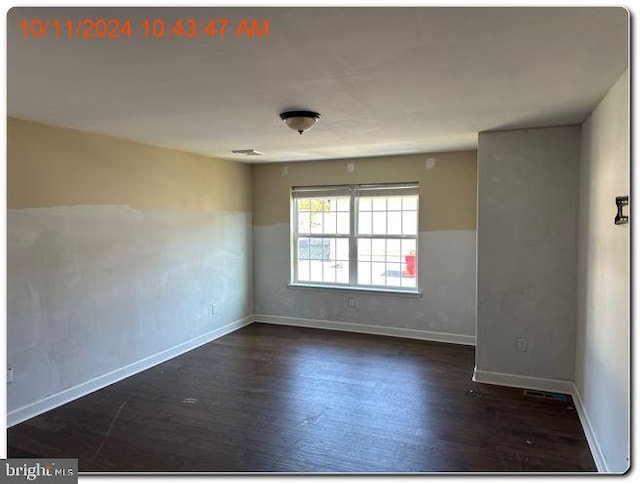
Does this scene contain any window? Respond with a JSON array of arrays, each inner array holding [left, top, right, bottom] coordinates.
[[291, 183, 419, 292]]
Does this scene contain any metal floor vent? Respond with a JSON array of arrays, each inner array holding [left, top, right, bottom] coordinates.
[[523, 389, 567, 401]]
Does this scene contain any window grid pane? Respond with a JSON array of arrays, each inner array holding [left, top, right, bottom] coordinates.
[[356, 236, 417, 288], [294, 187, 418, 290]]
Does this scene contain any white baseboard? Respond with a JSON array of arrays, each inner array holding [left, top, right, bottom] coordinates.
[[254, 314, 476, 346], [473, 368, 606, 473], [571, 384, 608, 473], [8, 313, 605, 474], [472, 367, 574, 394], [7, 315, 253, 427], [8, 314, 473, 427]]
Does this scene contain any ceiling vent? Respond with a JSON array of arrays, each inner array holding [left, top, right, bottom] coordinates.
[[232, 149, 265, 156]]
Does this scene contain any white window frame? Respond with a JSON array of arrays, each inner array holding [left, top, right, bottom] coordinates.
[[290, 182, 420, 295]]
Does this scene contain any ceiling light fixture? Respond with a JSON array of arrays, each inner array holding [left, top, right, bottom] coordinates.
[[279, 110, 320, 135]]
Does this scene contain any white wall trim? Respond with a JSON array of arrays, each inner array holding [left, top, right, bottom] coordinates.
[[9, 314, 605, 473], [472, 367, 574, 395], [7, 315, 253, 428], [255, 314, 476, 346], [8, 314, 474, 428], [473, 368, 606, 472], [571, 384, 608, 473]]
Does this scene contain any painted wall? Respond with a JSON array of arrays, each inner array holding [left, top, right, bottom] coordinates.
[[252, 152, 478, 342], [7, 118, 253, 421], [476, 126, 580, 382], [575, 70, 629, 473]]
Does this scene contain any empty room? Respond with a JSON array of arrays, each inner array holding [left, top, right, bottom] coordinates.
[[4, 5, 630, 475]]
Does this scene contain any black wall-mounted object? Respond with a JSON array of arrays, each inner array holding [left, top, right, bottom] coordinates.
[[615, 196, 629, 225]]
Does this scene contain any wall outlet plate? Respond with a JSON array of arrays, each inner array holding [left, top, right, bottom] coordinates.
[[517, 337, 527, 352], [7, 368, 14, 383]]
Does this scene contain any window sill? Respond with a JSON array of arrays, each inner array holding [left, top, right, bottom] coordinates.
[[287, 282, 423, 298]]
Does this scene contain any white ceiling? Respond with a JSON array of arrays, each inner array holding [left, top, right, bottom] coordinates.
[[7, 7, 628, 162]]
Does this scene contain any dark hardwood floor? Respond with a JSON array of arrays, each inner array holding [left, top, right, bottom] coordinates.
[[8, 323, 596, 473]]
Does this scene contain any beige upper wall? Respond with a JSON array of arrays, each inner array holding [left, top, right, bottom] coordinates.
[[7, 117, 252, 213], [252, 151, 477, 231], [8, 117, 476, 227]]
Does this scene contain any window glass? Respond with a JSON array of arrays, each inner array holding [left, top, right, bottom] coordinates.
[[292, 185, 419, 291]]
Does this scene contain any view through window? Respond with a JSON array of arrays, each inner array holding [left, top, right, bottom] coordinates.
[[291, 183, 419, 291]]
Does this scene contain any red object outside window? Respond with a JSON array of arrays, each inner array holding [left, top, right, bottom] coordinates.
[[404, 252, 416, 277]]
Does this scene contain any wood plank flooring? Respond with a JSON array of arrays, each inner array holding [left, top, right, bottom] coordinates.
[[8, 323, 596, 473]]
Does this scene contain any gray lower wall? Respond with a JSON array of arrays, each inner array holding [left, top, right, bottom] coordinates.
[[254, 224, 476, 341], [6, 119, 254, 424], [476, 126, 580, 381], [7, 206, 253, 415]]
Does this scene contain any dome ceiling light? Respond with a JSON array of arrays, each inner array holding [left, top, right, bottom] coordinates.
[[279, 110, 320, 135]]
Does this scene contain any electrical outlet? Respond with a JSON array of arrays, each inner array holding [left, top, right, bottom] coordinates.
[[7, 368, 14, 383], [517, 337, 527, 352], [347, 297, 356, 308], [211, 303, 217, 317]]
